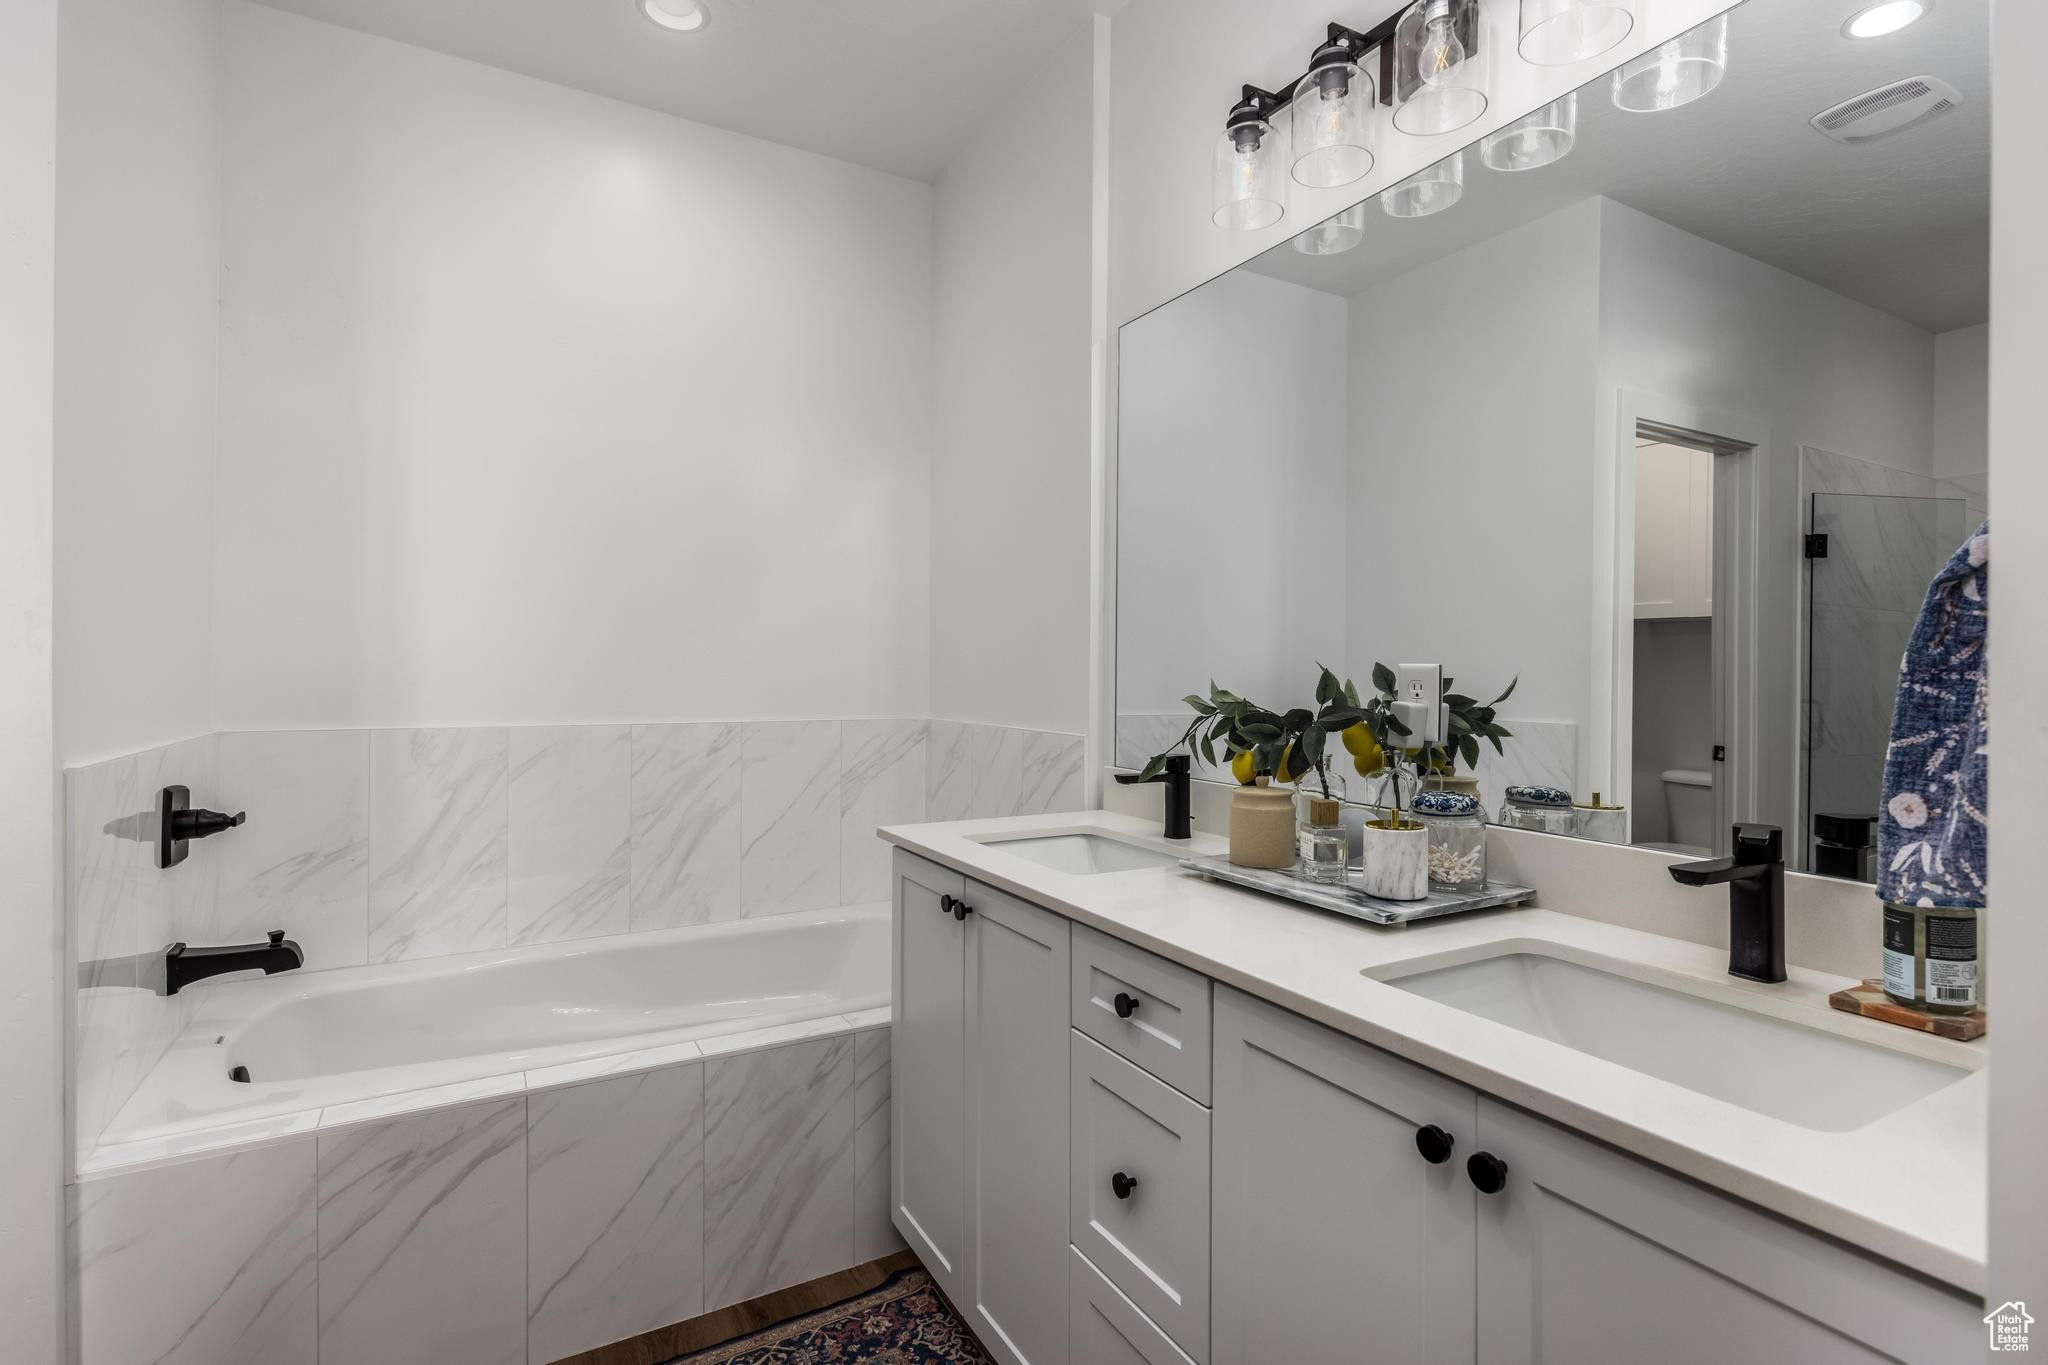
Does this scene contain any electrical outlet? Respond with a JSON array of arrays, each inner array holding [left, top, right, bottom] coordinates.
[[1394, 664, 1444, 744]]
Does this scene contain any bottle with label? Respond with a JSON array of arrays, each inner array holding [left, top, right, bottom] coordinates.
[[1881, 902, 1979, 1014]]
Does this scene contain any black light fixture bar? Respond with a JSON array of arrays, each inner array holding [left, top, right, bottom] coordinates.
[[1223, 18, 1398, 133]]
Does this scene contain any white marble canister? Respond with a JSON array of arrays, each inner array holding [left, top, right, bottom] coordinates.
[[1359, 821, 1428, 901]]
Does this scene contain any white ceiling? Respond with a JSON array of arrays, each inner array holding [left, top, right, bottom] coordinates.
[[246, 0, 1118, 182], [1248, 0, 1989, 333]]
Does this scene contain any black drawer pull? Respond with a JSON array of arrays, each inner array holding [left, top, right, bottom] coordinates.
[[1111, 1171, 1139, 1200], [1113, 992, 1141, 1019], [1415, 1124, 1454, 1165], [1467, 1151, 1508, 1195]]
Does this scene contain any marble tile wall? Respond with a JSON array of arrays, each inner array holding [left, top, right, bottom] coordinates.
[[69, 718, 1080, 1160], [69, 1023, 895, 1365]]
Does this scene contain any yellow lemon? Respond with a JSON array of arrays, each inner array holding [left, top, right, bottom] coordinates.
[[1353, 753, 1380, 780], [1341, 724, 1382, 770], [1230, 749, 1257, 785], [1276, 741, 1305, 785]]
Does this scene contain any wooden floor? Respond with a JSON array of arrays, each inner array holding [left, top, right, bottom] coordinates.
[[555, 1250, 928, 1365]]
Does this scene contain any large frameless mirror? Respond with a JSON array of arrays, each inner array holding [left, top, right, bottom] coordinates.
[[1116, 0, 1989, 879]]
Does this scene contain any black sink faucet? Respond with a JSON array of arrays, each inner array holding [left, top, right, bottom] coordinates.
[[1668, 824, 1786, 983], [162, 931, 304, 996], [1115, 754, 1192, 840]]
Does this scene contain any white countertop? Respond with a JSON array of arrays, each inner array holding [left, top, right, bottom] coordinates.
[[882, 809, 1988, 1296]]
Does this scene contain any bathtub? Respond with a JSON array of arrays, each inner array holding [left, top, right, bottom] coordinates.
[[89, 903, 890, 1171]]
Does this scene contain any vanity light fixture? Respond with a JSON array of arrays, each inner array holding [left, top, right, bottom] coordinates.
[[1381, 149, 1464, 218], [1292, 203, 1368, 254], [1612, 13, 1729, 113], [639, 0, 710, 33], [1292, 25, 1378, 188], [1391, 0, 1491, 136], [1844, 1, 1930, 39], [1480, 91, 1576, 170], [1518, 0, 1634, 66], [1212, 87, 1289, 231]]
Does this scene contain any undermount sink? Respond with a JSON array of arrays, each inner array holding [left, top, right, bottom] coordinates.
[[984, 833, 1183, 875], [1377, 950, 1970, 1132]]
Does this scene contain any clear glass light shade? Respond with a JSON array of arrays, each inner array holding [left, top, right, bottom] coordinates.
[[1518, 0, 1634, 66], [1382, 150, 1464, 218], [1292, 204, 1367, 255], [1392, 0, 1490, 136], [1480, 92, 1577, 171], [1291, 63, 1376, 188], [1212, 120, 1286, 231], [1612, 14, 1729, 112], [1844, 1, 1929, 39]]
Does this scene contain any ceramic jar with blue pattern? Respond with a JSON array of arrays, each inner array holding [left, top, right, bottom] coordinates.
[[1500, 784, 1575, 836], [1414, 789, 1487, 892]]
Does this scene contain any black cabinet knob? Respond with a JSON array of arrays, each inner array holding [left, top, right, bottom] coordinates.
[[953, 898, 973, 921], [1111, 1171, 1139, 1200], [1113, 992, 1141, 1019], [1415, 1124, 1454, 1165], [1467, 1151, 1508, 1195], [939, 894, 955, 916]]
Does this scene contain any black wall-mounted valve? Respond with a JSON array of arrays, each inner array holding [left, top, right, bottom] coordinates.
[[156, 785, 247, 870]]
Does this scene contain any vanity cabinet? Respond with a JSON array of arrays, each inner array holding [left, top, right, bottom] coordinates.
[[891, 852, 969, 1297], [1210, 987, 1476, 1365], [1471, 1095, 1973, 1365], [891, 851, 1073, 1365], [1212, 985, 1975, 1365]]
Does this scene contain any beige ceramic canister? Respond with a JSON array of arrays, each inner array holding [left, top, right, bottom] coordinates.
[[1230, 778, 1299, 869]]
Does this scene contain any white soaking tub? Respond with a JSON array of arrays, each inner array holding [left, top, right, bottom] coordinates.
[[89, 903, 890, 1171]]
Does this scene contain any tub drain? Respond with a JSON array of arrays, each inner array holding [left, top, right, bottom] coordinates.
[[228, 1065, 251, 1083]]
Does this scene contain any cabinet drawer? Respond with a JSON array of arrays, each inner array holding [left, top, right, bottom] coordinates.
[[1071, 923, 1212, 1103], [1071, 1031, 1212, 1362], [1070, 1245, 1197, 1365]]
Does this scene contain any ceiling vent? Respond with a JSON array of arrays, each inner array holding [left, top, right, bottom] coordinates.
[[1810, 75, 1963, 144]]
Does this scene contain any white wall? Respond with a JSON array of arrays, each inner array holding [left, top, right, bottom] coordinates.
[[1987, 0, 2046, 1328], [1105, 0, 1742, 326], [1595, 198, 1936, 832], [0, 0, 62, 1351], [1118, 269, 1347, 729], [214, 2, 935, 732], [1345, 199, 1603, 735], [54, 0, 222, 768], [1933, 322, 1988, 481], [928, 27, 1099, 736]]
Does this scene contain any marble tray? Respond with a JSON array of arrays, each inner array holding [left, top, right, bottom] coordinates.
[[1177, 855, 1536, 926]]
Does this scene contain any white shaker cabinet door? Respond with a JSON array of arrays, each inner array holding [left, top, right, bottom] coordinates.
[[1210, 986, 1477, 1365], [1470, 1096, 1978, 1365], [962, 881, 1073, 1365], [891, 851, 968, 1301]]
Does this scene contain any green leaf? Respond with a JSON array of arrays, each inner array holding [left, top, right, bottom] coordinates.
[[1487, 734, 1505, 755], [1200, 734, 1218, 769], [1371, 662, 1397, 697], [1444, 694, 1477, 711], [1303, 725, 1327, 764], [1240, 722, 1282, 742], [1184, 694, 1217, 716], [1460, 734, 1481, 770], [1384, 714, 1412, 738], [1491, 676, 1518, 706], [1315, 665, 1341, 706], [1344, 678, 1362, 708], [1137, 755, 1166, 781]]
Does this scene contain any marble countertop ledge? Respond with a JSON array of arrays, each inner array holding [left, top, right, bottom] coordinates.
[[882, 809, 1988, 1296]]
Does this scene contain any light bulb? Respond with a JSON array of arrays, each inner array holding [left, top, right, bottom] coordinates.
[[1417, 3, 1467, 87]]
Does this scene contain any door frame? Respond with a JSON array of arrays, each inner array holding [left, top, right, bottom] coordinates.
[[1595, 389, 1768, 848]]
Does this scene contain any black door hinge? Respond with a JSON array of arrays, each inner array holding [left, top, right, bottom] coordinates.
[[1804, 533, 1829, 559]]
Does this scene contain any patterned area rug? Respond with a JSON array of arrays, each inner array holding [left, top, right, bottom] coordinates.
[[666, 1267, 993, 1364]]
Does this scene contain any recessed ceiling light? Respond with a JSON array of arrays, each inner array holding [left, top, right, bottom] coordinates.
[[1843, 1, 1929, 39], [640, 0, 710, 33]]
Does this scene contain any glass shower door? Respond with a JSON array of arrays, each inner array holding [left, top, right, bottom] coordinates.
[[1804, 491, 1968, 880]]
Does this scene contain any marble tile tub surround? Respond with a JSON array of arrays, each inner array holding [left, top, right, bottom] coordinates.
[[71, 1019, 902, 1365], [68, 717, 1078, 1159]]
